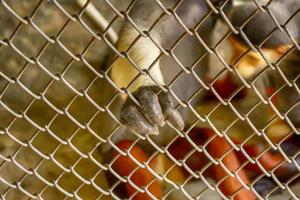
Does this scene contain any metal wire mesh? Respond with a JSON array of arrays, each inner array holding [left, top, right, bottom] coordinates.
[[1, 0, 300, 199]]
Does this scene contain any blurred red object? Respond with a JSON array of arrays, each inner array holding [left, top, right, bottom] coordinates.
[[112, 140, 162, 200]]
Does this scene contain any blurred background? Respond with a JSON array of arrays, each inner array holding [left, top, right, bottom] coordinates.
[[1, 0, 300, 199]]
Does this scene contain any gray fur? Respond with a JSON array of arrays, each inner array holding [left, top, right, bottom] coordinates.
[[230, 0, 300, 47]]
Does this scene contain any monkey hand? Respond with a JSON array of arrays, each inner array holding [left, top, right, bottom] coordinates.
[[121, 86, 184, 135]]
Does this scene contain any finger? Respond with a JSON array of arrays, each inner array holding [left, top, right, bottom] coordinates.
[[158, 92, 173, 108], [165, 109, 184, 131], [121, 105, 159, 135], [135, 87, 164, 126], [159, 93, 184, 131]]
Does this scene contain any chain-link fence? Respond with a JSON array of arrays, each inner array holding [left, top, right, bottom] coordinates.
[[1, 0, 300, 199]]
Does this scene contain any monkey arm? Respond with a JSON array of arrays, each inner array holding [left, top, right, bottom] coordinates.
[[109, 1, 193, 136], [110, 25, 164, 92], [110, 24, 185, 135], [109, 0, 228, 136], [109, 0, 181, 92]]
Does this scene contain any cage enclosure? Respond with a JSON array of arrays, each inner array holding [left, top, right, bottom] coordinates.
[[1, 0, 300, 199]]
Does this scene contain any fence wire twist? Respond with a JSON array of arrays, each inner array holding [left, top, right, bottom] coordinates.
[[0, 0, 300, 199]]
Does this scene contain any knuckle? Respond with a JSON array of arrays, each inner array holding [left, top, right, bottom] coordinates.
[[120, 103, 159, 135]]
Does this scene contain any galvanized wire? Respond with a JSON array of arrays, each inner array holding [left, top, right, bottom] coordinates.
[[0, 0, 300, 199]]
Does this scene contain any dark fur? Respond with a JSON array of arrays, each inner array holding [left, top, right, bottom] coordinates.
[[118, 0, 233, 133], [230, 0, 300, 47]]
